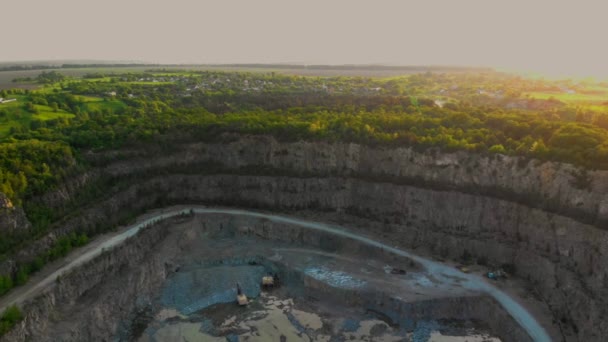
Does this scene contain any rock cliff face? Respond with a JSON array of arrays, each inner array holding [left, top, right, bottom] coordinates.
[[103, 135, 608, 226], [0, 193, 31, 235], [2, 218, 173, 342], [0, 194, 31, 275], [2, 135, 607, 341]]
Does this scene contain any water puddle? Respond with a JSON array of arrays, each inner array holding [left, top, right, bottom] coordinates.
[[303, 266, 367, 289]]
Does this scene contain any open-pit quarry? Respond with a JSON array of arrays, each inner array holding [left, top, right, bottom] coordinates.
[[1, 207, 547, 342], [1, 135, 607, 341]]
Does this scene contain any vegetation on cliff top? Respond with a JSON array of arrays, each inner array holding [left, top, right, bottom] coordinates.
[[0, 71, 605, 205], [1, 70, 607, 207]]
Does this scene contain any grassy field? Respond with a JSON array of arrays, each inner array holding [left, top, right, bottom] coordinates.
[[78, 96, 126, 113], [0, 97, 75, 137], [0, 96, 28, 136], [32, 105, 75, 120], [35, 84, 65, 94], [76, 95, 104, 102], [127, 81, 173, 85], [0, 92, 126, 139], [526, 90, 608, 104]]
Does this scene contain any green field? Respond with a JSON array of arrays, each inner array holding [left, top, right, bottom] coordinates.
[[526, 90, 608, 104], [0, 97, 27, 135], [80, 96, 126, 113], [127, 81, 173, 85], [0, 97, 75, 137], [35, 84, 64, 94], [0, 89, 128, 138], [32, 105, 75, 120]]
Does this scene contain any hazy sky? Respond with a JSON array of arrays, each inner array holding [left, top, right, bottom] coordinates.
[[2, 0, 607, 77]]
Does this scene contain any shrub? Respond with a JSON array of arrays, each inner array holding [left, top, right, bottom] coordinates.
[[488, 144, 507, 154], [0, 305, 23, 336]]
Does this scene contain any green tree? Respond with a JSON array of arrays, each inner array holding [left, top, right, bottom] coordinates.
[[0, 305, 23, 336], [0, 276, 13, 295], [0, 306, 22, 323], [489, 144, 507, 154], [25, 102, 38, 114], [15, 267, 29, 286]]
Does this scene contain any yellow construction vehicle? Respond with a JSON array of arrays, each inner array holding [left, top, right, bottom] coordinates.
[[262, 273, 275, 289], [236, 283, 248, 306], [261, 272, 280, 289]]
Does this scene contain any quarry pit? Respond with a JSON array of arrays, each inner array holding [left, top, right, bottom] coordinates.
[[0, 206, 555, 342]]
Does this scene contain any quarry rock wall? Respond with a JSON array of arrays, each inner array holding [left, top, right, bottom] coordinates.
[[1, 135, 606, 341], [1, 219, 172, 342]]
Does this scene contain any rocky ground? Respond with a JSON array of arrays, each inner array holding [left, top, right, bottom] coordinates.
[[2, 211, 525, 341]]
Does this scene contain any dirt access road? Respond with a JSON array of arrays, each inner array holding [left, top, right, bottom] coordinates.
[[0, 206, 552, 342]]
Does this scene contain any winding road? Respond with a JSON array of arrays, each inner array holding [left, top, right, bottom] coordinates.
[[0, 207, 551, 342]]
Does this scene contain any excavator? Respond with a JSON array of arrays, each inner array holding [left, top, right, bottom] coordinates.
[[236, 283, 249, 306], [261, 272, 278, 289]]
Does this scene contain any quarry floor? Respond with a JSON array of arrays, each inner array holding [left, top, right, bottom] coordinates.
[[133, 232, 500, 342], [0, 205, 559, 341]]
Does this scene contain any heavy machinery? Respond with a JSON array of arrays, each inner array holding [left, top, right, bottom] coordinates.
[[236, 283, 248, 306], [262, 275, 274, 288], [261, 272, 280, 289]]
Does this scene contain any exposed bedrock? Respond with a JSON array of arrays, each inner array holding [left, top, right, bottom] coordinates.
[[2, 135, 607, 341], [0, 194, 30, 234], [1, 218, 173, 342], [100, 135, 608, 226], [2, 214, 530, 342]]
